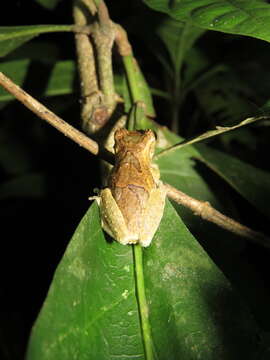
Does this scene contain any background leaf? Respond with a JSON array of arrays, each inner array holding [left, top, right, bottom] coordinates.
[[0, 60, 76, 103], [156, 17, 205, 73], [143, 0, 270, 42], [0, 173, 46, 200], [0, 60, 30, 103], [34, 0, 62, 10], [195, 144, 270, 218], [0, 25, 73, 57]]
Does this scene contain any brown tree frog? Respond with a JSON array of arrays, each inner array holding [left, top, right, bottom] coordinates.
[[93, 128, 166, 247]]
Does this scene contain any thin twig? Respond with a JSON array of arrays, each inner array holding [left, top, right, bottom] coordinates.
[[156, 116, 269, 159], [0, 72, 99, 156], [164, 183, 270, 248]]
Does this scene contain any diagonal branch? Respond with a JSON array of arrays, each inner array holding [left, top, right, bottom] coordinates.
[[0, 72, 99, 156], [165, 183, 270, 248], [156, 116, 270, 158], [0, 71, 269, 248]]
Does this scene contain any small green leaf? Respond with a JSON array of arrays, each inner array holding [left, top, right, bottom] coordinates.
[[196, 144, 270, 218], [45, 60, 77, 96], [157, 115, 269, 156], [143, 0, 270, 43], [35, 0, 62, 10], [0, 25, 73, 57], [0, 60, 76, 103], [122, 55, 156, 117], [0, 60, 30, 102], [0, 173, 45, 200]]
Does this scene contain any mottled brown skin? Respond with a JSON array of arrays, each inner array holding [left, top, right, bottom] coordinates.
[[108, 128, 157, 234]]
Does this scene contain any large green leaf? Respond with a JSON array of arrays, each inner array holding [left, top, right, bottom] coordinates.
[[156, 129, 270, 329], [143, 0, 270, 42], [27, 201, 261, 359], [195, 144, 270, 218], [27, 202, 144, 360], [145, 202, 261, 359], [0, 25, 73, 57]]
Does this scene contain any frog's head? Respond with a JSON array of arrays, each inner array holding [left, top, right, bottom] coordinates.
[[114, 128, 156, 160]]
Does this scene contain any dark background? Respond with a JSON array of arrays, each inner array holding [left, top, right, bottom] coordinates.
[[1, 1, 270, 358]]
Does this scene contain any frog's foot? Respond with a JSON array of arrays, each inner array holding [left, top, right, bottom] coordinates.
[[139, 236, 152, 247], [88, 195, 101, 205], [117, 233, 139, 246]]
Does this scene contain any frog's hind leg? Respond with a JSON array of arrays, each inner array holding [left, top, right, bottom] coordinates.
[[100, 188, 138, 245], [139, 186, 166, 247]]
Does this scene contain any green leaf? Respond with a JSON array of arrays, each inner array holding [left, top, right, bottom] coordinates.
[[7, 41, 60, 63], [27, 201, 261, 359], [157, 115, 268, 156], [44, 60, 77, 96], [196, 144, 270, 218], [194, 66, 256, 122], [0, 60, 76, 103], [122, 56, 156, 117], [35, 0, 62, 10], [145, 201, 260, 359], [114, 73, 170, 105], [156, 17, 205, 73], [0, 60, 30, 102], [156, 129, 270, 329], [27, 202, 144, 360], [156, 129, 218, 214], [143, 0, 270, 42], [182, 47, 211, 88], [0, 25, 73, 57], [0, 173, 45, 200]]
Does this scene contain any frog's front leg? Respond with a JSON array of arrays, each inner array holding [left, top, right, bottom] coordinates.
[[98, 188, 138, 245]]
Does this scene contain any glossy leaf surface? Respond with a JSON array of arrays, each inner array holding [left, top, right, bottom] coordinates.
[[143, 0, 270, 42]]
